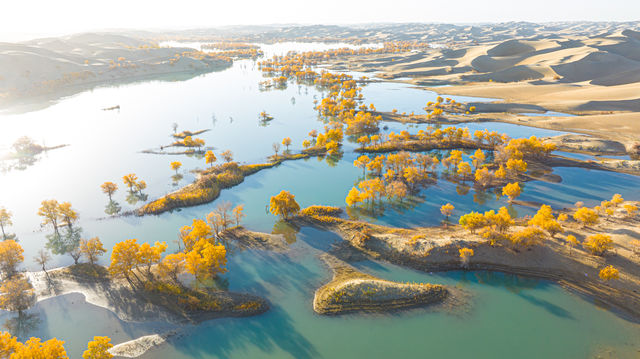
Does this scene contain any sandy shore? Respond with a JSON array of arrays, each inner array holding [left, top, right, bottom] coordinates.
[[313, 254, 449, 315], [294, 202, 640, 322], [220, 226, 290, 252], [109, 331, 180, 358]]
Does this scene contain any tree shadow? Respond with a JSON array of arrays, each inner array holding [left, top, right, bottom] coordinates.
[[517, 292, 574, 319], [168, 306, 318, 359]]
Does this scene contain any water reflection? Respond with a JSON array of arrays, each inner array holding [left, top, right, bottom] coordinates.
[[3, 313, 41, 340], [104, 200, 122, 216], [272, 220, 299, 244]]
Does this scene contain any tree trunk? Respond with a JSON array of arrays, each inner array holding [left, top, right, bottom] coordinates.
[[0, 224, 5, 240]]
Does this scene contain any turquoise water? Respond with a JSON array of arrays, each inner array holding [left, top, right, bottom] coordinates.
[[1, 42, 639, 358]]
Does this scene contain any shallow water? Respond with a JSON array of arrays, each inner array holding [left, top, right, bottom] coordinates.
[[1, 42, 639, 358], [519, 111, 576, 117]]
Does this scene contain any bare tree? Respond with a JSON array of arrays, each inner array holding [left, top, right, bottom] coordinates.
[[33, 249, 51, 273]]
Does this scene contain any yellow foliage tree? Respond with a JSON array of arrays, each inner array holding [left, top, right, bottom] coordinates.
[[157, 252, 186, 284], [459, 212, 486, 234], [205, 150, 217, 167], [440, 203, 454, 221], [474, 167, 493, 187], [611, 194, 624, 206], [0, 240, 24, 276], [354, 155, 371, 175], [58, 202, 79, 230], [623, 204, 638, 216], [599, 265, 619, 281], [528, 205, 564, 237], [185, 240, 227, 285], [0, 207, 11, 241], [38, 199, 61, 234], [566, 234, 578, 255], [221, 150, 233, 163], [83, 336, 113, 359], [138, 241, 167, 276], [583, 234, 613, 256], [170, 161, 182, 174], [0, 333, 68, 358], [181, 219, 213, 251], [100, 182, 118, 201], [269, 191, 300, 219], [109, 239, 142, 283], [345, 187, 361, 207], [471, 149, 485, 169], [282, 137, 292, 151], [573, 207, 599, 227], [0, 277, 34, 314], [501, 182, 521, 203], [231, 204, 245, 227], [510, 226, 546, 247], [122, 174, 138, 192], [80, 237, 107, 265], [457, 161, 472, 179]]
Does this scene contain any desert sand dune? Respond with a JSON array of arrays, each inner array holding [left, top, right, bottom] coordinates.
[[0, 32, 230, 108]]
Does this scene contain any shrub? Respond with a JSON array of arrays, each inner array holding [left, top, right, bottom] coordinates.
[[583, 234, 613, 256]]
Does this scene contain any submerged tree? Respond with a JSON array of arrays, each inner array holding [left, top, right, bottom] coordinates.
[[440, 203, 454, 223], [185, 241, 227, 287], [501, 182, 521, 203], [57, 202, 78, 231], [0, 277, 35, 316], [37, 200, 61, 235], [282, 137, 292, 152], [46, 225, 82, 265], [100, 182, 118, 201], [0, 207, 13, 241], [205, 150, 217, 168], [221, 150, 234, 163], [0, 240, 24, 277], [232, 205, 245, 227], [269, 191, 300, 220], [170, 161, 182, 175], [122, 174, 139, 192]]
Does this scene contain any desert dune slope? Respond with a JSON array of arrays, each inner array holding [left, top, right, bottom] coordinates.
[[317, 23, 640, 140], [0, 33, 230, 108]]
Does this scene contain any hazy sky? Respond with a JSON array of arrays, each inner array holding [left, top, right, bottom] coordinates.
[[2, 0, 638, 41]]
